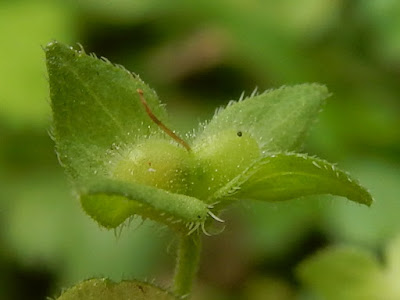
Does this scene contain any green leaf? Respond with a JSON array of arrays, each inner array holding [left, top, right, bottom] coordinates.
[[45, 41, 169, 180], [197, 84, 330, 152], [215, 153, 373, 206], [56, 278, 174, 300], [80, 178, 209, 231], [296, 247, 383, 300]]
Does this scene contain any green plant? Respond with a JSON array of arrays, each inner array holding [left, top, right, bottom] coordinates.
[[45, 41, 372, 299]]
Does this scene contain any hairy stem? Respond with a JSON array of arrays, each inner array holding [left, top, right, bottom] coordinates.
[[173, 234, 201, 298]]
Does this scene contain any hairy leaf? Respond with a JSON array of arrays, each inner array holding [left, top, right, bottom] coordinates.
[[80, 178, 209, 231], [215, 153, 373, 206], [45, 41, 169, 180], [56, 278, 174, 300], [197, 84, 329, 152]]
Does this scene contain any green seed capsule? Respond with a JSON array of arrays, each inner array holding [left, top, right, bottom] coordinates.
[[112, 139, 193, 194], [190, 129, 261, 200]]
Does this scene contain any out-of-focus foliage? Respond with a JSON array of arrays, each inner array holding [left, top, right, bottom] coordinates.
[[358, 0, 400, 63], [322, 158, 400, 248], [297, 235, 400, 300], [1, 0, 399, 299], [0, 0, 74, 129]]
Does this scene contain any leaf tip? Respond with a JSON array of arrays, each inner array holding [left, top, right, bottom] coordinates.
[[44, 41, 86, 64], [45, 40, 68, 55], [362, 190, 374, 207]]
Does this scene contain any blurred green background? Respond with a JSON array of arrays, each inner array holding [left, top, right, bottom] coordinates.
[[1, 0, 400, 299]]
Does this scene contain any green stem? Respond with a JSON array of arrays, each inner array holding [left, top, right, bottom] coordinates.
[[173, 233, 201, 299]]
